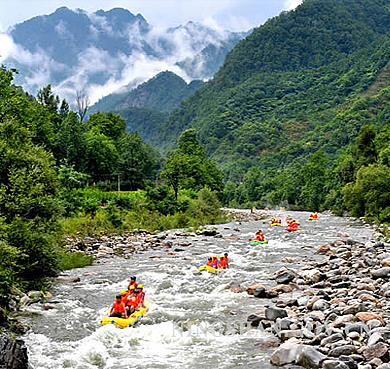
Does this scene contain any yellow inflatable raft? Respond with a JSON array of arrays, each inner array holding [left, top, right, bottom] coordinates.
[[198, 265, 227, 275], [101, 302, 149, 328]]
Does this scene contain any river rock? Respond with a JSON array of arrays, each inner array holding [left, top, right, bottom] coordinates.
[[329, 345, 357, 357], [42, 303, 58, 310], [296, 346, 326, 368], [322, 360, 349, 369], [371, 267, 390, 279], [54, 276, 81, 283], [317, 244, 331, 254], [300, 269, 324, 284], [276, 269, 296, 284], [312, 299, 329, 311], [256, 336, 280, 347], [0, 333, 28, 369], [265, 307, 288, 321], [356, 312, 384, 324], [246, 284, 266, 295], [363, 342, 388, 361], [270, 340, 302, 366]]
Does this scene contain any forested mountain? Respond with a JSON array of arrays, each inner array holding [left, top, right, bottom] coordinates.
[[5, 7, 249, 102], [89, 71, 206, 142], [152, 0, 390, 179], [90, 71, 206, 113]]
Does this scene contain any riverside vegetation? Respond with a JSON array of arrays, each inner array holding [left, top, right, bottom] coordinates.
[[4, 0, 390, 363]]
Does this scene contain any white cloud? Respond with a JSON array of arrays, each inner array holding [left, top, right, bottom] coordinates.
[[283, 0, 303, 11], [0, 33, 16, 60]]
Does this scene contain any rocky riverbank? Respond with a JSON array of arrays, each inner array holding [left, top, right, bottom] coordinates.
[[245, 232, 390, 368]]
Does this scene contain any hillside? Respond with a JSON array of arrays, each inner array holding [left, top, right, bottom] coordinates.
[[151, 0, 390, 179], [90, 71, 206, 113], [89, 71, 206, 141]]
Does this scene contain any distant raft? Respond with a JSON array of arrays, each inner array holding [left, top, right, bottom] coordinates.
[[101, 302, 149, 329], [198, 265, 226, 275], [250, 239, 269, 244], [285, 227, 300, 232]]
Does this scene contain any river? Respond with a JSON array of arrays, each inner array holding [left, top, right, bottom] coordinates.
[[20, 211, 375, 369]]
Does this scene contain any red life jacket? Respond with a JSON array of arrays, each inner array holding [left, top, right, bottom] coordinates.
[[112, 300, 125, 313], [211, 258, 218, 268], [219, 259, 226, 269], [206, 260, 213, 266], [224, 257, 229, 267]]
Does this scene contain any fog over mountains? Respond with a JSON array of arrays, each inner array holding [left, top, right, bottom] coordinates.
[[2, 7, 251, 107]]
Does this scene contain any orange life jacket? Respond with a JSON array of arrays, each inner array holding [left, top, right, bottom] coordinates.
[[126, 295, 138, 308], [112, 300, 125, 313], [207, 260, 213, 266], [211, 258, 218, 268], [128, 280, 138, 290], [219, 259, 226, 269]]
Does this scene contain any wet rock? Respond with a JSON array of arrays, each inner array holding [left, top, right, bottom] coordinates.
[[281, 257, 295, 263], [42, 303, 58, 310], [276, 269, 297, 284], [256, 336, 280, 347], [247, 314, 265, 327], [0, 333, 28, 369], [246, 284, 266, 295]]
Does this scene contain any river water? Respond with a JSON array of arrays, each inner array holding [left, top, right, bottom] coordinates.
[[20, 211, 375, 369]]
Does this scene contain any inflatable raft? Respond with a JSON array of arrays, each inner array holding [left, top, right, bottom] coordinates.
[[285, 227, 300, 232], [198, 265, 226, 275], [270, 223, 281, 227], [250, 239, 269, 244], [101, 302, 149, 328]]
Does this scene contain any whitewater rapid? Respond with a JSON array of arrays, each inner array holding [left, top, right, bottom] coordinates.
[[20, 211, 375, 368]]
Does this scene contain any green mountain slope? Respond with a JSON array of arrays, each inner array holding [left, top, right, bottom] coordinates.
[[89, 71, 206, 142], [151, 0, 390, 178]]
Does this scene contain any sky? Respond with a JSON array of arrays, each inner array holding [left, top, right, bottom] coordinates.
[[0, 0, 303, 32]]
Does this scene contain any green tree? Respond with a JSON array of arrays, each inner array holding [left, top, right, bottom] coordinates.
[[116, 132, 158, 190], [343, 164, 390, 218], [300, 151, 328, 211], [87, 112, 126, 142], [84, 128, 118, 181], [0, 119, 62, 289], [56, 112, 87, 171]]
